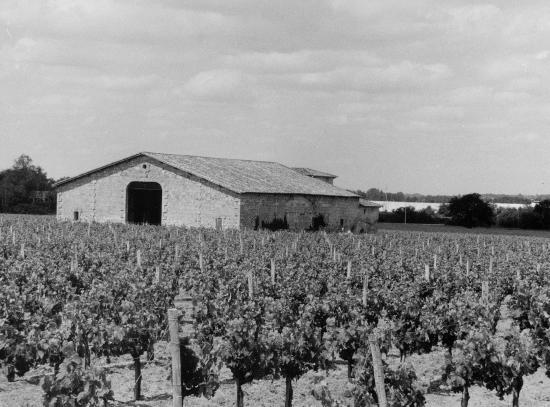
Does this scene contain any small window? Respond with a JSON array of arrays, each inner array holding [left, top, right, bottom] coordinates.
[[340, 218, 344, 228], [142, 164, 147, 169], [73, 211, 79, 221], [215, 218, 223, 231]]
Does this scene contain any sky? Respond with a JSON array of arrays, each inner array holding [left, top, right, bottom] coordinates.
[[2, 0, 550, 195]]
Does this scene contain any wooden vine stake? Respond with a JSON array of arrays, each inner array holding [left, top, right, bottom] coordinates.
[[424, 264, 430, 282], [19, 243, 25, 259], [271, 259, 276, 284], [466, 259, 470, 276], [433, 254, 437, 271], [168, 308, 183, 407], [199, 252, 204, 272], [248, 271, 254, 300], [136, 250, 142, 269], [362, 273, 368, 306], [154, 266, 160, 284], [347, 260, 352, 280], [481, 281, 489, 303], [368, 334, 388, 407]]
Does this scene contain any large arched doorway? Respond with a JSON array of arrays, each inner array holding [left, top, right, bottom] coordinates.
[[126, 182, 162, 225]]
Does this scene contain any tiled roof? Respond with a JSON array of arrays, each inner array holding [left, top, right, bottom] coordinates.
[[56, 152, 358, 198], [292, 167, 337, 178], [359, 199, 382, 207]]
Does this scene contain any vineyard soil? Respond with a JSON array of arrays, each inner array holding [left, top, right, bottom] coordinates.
[[2, 344, 549, 406]]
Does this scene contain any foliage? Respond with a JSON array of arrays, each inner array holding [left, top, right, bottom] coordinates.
[[353, 351, 425, 407], [3, 214, 550, 406], [447, 193, 495, 228], [0, 155, 57, 214], [41, 354, 113, 407]]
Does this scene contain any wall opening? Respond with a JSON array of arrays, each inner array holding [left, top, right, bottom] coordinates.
[[73, 211, 79, 221], [126, 181, 162, 225], [308, 214, 326, 231]]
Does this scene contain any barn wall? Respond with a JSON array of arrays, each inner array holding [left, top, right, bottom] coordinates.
[[240, 193, 362, 232], [56, 156, 240, 228]]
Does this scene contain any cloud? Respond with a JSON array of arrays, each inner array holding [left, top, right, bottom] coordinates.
[[183, 69, 253, 101], [4, 0, 550, 194]]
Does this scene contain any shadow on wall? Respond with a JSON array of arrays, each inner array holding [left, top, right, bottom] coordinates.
[[254, 213, 331, 232], [258, 216, 289, 231]]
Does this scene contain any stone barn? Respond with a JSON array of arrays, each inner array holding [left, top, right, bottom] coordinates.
[[55, 152, 379, 232]]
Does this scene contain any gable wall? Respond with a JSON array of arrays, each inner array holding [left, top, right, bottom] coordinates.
[[56, 156, 240, 228]]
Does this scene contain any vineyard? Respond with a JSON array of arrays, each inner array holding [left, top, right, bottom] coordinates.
[[1, 215, 550, 407]]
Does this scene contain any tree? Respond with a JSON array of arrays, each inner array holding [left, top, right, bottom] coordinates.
[[447, 194, 494, 228], [533, 200, 550, 228], [0, 154, 56, 214]]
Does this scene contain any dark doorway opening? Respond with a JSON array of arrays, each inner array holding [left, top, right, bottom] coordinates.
[[126, 182, 162, 225]]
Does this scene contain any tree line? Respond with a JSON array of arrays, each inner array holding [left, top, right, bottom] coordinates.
[[380, 193, 550, 230], [356, 188, 537, 205]]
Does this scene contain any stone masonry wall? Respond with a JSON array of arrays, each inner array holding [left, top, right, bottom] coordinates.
[[240, 193, 363, 232], [56, 156, 240, 228]]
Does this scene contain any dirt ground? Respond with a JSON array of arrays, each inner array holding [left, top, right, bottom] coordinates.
[[1, 342, 549, 407]]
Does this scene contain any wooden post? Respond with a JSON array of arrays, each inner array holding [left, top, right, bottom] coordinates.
[[362, 273, 368, 306], [433, 254, 437, 270], [168, 309, 182, 407], [248, 271, 254, 300], [368, 334, 388, 407], [347, 260, 352, 280], [199, 252, 204, 272], [19, 243, 25, 259], [466, 259, 470, 276], [136, 250, 142, 269], [424, 264, 430, 282], [154, 266, 160, 284], [481, 281, 489, 302], [270, 259, 276, 284]]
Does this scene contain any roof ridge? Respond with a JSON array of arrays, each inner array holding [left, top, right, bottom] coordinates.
[[143, 151, 281, 165]]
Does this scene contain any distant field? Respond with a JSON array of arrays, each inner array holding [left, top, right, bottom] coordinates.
[[379, 222, 550, 238]]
